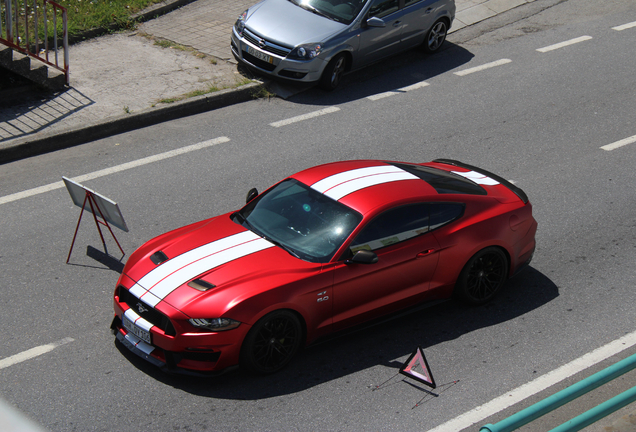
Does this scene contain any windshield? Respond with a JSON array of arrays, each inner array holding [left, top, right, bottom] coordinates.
[[290, 0, 368, 24], [235, 179, 362, 262]]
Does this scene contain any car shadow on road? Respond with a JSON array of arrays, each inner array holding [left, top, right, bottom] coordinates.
[[119, 265, 558, 398], [263, 42, 474, 104]]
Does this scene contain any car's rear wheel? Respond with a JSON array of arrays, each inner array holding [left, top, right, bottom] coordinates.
[[454, 247, 508, 305], [240, 310, 302, 374], [423, 19, 448, 53], [319, 53, 346, 91]]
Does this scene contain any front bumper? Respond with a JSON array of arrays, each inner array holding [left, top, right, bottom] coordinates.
[[112, 289, 249, 374], [231, 27, 327, 83]]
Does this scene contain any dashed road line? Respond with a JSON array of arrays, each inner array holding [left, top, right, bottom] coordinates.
[[0, 137, 230, 206], [613, 21, 636, 31], [428, 330, 636, 432], [453, 59, 512, 76], [269, 106, 340, 127], [536, 35, 592, 52], [601, 134, 636, 151], [367, 81, 430, 101], [0, 338, 74, 370]]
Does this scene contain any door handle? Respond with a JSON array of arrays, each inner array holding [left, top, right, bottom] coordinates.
[[425, 7, 433, 14], [417, 249, 435, 257], [392, 20, 401, 27]]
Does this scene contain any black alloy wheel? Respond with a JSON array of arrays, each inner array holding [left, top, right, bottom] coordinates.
[[454, 247, 508, 305], [319, 53, 346, 91], [240, 310, 303, 374], [423, 19, 448, 53]]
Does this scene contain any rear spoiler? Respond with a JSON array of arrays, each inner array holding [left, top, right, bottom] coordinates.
[[432, 159, 529, 204]]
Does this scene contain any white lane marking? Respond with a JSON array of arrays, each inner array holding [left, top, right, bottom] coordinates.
[[453, 59, 512, 76], [269, 106, 340, 127], [601, 135, 636, 151], [0, 337, 74, 370], [0, 137, 230, 206], [428, 330, 636, 432], [367, 81, 429, 100], [536, 35, 592, 52], [613, 21, 636, 31]]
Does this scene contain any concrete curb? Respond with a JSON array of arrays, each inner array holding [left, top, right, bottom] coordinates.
[[0, 82, 262, 164]]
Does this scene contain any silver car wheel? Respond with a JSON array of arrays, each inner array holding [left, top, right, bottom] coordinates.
[[320, 53, 346, 91], [424, 20, 448, 53]]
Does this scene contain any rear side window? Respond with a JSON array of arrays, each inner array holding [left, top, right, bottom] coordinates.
[[368, 0, 398, 18], [388, 162, 487, 195], [350, 203, 429, 252], [430, 203, 464, 230]]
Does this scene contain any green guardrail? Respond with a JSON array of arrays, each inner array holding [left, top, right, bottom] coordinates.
[[480, 352, 636, 432]]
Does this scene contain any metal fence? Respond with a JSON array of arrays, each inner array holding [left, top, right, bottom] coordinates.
[[1, 0, 68, 84], [481, 352, 636, 432]]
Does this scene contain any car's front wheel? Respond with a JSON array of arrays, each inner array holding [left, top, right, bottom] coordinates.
[[319, 53, 347, 91], [240, 310, 303, 374], [454, 247, 508, 305], [423, 19, 448, 54]]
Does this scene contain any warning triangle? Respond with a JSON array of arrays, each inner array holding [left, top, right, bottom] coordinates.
[[399, 346, 436, 389]]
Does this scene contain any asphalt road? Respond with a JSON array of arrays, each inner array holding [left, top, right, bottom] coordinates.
[[1, 0, 635, 430]]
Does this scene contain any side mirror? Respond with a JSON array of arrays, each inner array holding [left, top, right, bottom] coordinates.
[[246, 188, 259, 204], [366, 17, 386, 28], [346, 249, 378, 265]]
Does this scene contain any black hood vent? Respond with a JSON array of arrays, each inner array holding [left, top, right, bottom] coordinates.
[[150, 251, 169, 265]]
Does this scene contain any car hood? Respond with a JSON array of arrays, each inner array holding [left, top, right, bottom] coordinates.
[[122, 213, 318, 317], [246, 0, 346, 47]]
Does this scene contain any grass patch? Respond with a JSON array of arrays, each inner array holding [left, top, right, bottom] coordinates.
[[61, 0, 168, 37], [14, 0, 169, 41], [153, 39, 190, 51], [157, 77, 255, 104]]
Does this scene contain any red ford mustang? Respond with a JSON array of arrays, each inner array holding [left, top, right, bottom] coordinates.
[[111, 159, 537, 374]]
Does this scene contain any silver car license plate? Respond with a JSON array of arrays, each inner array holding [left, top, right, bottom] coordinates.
[[247, 45, 273, 64], [123, 315, 151, 344]]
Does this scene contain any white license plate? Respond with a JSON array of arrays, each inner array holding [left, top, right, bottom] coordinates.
[[246, 45, 273, 64], [123, 315, 151, 344]]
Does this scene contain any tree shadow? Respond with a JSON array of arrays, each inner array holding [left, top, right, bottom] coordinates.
[[117, 266, 558, 398]]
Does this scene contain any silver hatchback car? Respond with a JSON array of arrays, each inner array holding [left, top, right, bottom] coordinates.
[[231, 0, 455, 90]]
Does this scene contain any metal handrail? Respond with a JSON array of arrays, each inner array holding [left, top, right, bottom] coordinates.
[[1, 0, 69, 85], [480, 353, 636, 432]]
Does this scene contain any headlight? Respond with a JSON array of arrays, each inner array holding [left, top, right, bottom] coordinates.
[[235, 10, 247, 35], [288, 44, 322, 60], [188, 318, 241, 331]]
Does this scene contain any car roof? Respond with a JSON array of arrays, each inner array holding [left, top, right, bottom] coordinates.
[[290, 159, 522, 216]]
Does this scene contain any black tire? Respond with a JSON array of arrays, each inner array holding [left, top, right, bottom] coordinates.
[[240, 310, 303, 374], [422, 19, 448, 54], [454, 247, 508, 305], [319, 53, 347, 91]]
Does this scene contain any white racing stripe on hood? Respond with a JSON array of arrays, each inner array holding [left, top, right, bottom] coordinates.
[[311, 165, 418, 201], [131, 231, 274, 308]]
